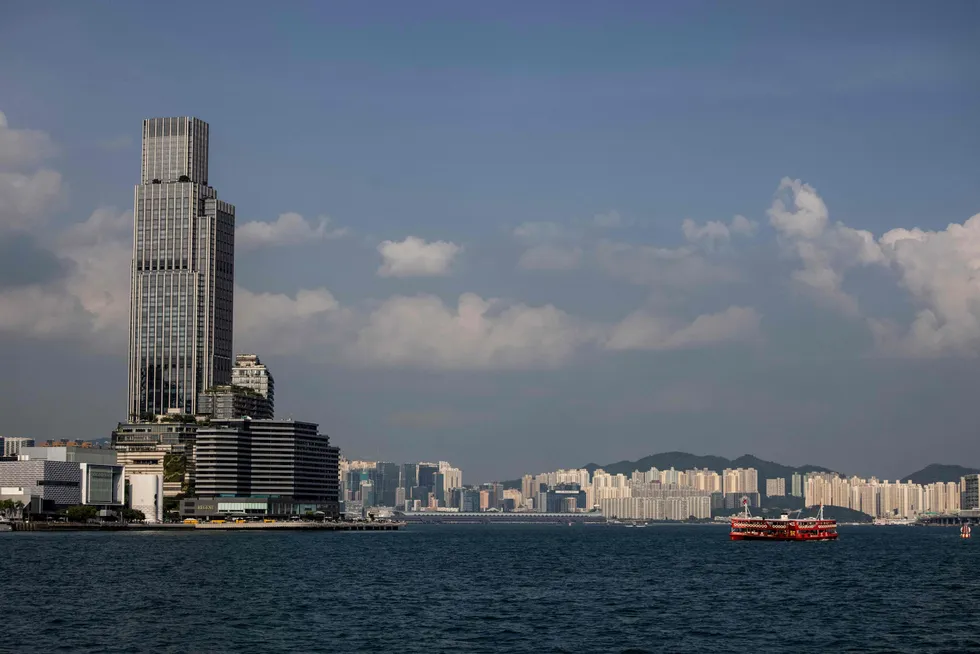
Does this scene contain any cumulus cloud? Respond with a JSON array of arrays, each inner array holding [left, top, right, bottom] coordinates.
[[513, 221, 584, 271], [235, 285, 352, 354], [0, 170, 63, 231], [872, 215, 980, 356], [0, 112, 63, 233], [236, 212, 348, 251], [605, 306, 761, 351], [0, 207, 131, 343], [596, 239, 738, 288], [768, 178, 883, 314], [377, 236, 462, 277], [768, 177, 980, 358], [0, 111, 56, 169], [352, 292, 595, 369], [682, 214, 756, 249]]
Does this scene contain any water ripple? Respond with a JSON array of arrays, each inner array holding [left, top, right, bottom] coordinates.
[[1, 525, 978, 653]]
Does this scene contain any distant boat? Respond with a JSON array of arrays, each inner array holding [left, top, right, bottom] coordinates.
[[961, 524, 972, 539]]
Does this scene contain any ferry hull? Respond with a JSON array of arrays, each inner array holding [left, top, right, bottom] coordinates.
[[730, 532, 838, 541]]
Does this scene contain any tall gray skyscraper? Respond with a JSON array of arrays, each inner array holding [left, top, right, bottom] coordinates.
[[127, 117, 235, 420]]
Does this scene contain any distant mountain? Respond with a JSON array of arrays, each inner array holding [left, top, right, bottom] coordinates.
[[901, 464, 979, 485]]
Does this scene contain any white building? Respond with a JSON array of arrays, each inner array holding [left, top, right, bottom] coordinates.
[[3, 437, 35, 458], [598, 496, 711, 521], [723, 468, 759, 495], [765, 478, 786, 497], [130, 474, 164, 523], [438, 461, 462, 492], [803, 472, 961, 519]]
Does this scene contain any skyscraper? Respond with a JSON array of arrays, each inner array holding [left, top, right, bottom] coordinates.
[[127, 117, 235, 419]]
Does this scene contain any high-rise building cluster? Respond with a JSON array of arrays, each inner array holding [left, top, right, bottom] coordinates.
[[337, 463, 766, 520], [0, 117, 340, 523], [803, 472, 964, 519], [340, 460, 463, 512]]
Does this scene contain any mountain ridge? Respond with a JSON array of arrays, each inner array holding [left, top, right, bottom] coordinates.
[[504, 452, 978, 488], [901, 463, 979, 485]]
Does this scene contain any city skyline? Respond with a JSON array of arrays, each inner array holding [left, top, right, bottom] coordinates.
[[2, 3, 980, 482], [339, 456, 980, 520]]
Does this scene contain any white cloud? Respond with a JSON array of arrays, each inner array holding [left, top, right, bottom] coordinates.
[[352, 292, 595, 369], [871, 214, 980, 357], [236, 212, 348, 251], [682, 214, 757, 249], [0, 111, 63, 233], [377, 236, 462, 277], [0, 170, 63, 231], [513, 221, 584, 272], [235, 286, 352, 355], [605, 306, 761, 351], [596, 239, 737, 288], [517, 245, 583, 271], [768, 178, 883, 314], [0, 111, 56, 169], [768, 178, 980, 358], [0, 207, 131, 343]]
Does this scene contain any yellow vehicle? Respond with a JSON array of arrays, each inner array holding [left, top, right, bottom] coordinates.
[[183, 518, 198, 524], [211, 519, 225, 524], [263, 518, 276, 523], [234, 519, 245, 524]]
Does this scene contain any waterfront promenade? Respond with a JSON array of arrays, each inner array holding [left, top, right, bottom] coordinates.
[[8, 521, 405, 532]]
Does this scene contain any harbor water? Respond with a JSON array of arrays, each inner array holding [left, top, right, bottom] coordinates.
[[2, 524, 978, 653]]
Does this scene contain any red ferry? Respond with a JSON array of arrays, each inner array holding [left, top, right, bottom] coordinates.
[[730, 500, 838, 541]]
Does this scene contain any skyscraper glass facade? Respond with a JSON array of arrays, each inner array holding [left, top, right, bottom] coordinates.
[[127, 117, 235, 419]]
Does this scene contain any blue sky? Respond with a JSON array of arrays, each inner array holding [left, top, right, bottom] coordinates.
[[1, 1, 979, 481]]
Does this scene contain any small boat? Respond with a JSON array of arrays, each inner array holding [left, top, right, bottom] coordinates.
[[730, 500, 838, 542], [961, 524, 972, 539]]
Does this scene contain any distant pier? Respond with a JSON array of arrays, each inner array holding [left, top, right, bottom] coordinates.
[[8, 521, 405, 532]]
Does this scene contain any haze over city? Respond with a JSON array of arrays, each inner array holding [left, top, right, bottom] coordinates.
[[2, 1, 980, 482]]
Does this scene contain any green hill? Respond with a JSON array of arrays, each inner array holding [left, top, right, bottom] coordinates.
[[901, 464, 979, 485]]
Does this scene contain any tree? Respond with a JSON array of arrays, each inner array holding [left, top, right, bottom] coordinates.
[[121, 508, 145, 522], [65, 505, 98, 522], [0, 499, 24, 519]]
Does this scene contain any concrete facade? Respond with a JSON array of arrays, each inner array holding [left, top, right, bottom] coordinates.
[[130, 474, 164, 523], [0, 460, 82, 505]]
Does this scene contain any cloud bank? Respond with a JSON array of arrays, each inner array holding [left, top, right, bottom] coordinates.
[[377, 236, 463, 277]]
